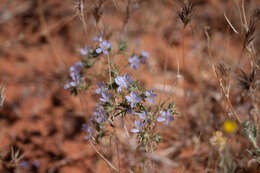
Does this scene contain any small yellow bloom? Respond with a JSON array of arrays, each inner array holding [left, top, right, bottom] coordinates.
[[223, 120, 237, 133]]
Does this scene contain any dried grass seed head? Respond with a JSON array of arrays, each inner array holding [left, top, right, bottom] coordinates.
[[216, 63, 231, 88], [243, 9, 260, 51], [244, 14, 257, 49], [176, 0, 194, 28], [92, 0, 106, 23], [2, 146, 24, 168], [236, 68, 255, 91], [74, 0, 84, 16], [217, 63, 230, 77]]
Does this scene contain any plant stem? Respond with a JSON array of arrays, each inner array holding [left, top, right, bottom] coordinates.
[[107, 53, 112, 84]]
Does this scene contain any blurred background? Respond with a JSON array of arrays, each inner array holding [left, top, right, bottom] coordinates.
[[1, 0, 260, 172]]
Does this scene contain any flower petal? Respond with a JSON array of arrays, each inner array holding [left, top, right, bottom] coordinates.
[[157, 116, 166, 122], [96, 48, 102, 54], [130, 128, 140, 133]]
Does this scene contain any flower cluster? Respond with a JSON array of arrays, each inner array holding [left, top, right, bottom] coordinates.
[[93, 32, 111, 55], [115, 74, 133, 92], [82, 124, 94, 141], [93, 82, 111, 124], [145, 90, 157, 104], [79, 33, 111, 58], [65, 33, 113, 94], [64, 62, 84, 90], [128, 55, 140, 69], [71, 34, 177, 147], [93, 32, 103, 42], [125, 91, 142, 108], [157, 109, 174, 126], [96, 40, 111, 55], [130, 120, 146, 133], [92, 105, 107, 124], [81, 69, 176, 145], [81, 82, 111, 142], [80, 44, 89, 56], [130, 111, 147, 133], [128, 51, 149, 69]]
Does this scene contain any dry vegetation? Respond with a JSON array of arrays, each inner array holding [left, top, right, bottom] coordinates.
[[1, 0, 260, 173]]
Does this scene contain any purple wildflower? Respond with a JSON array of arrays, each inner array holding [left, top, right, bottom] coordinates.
[[115, 74, 133, 92], [125, 91, 142, 108], [128, 55, 140, 69], [135, 111, 147, 120], [130, 120, 146, 133], [82, 124, 93, 140], [96, 40, 111, 55], [96, 82, 107, 94], [20, 160, 29, 168], [99, 91, 112, 103], [145, 90, 157, 104], [64, 79, 83, 90], [92, 106, 107, 124], [157, 109, 174, 126], [64, 62, 84, 90], [69, 62, 83, 75], [94, 32, 103, 42], [140, 51, 149, 64], [32, 160, 40, 168], [126, 108, 134, 114], [80, 44, 89, 56], [64, 82, 71, 90]]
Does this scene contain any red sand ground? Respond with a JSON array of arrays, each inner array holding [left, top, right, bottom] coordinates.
[[1, 0, 260, 172]]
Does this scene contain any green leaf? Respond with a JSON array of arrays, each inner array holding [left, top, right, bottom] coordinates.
[[118, 41, 128, 52], [243, 120, 258, 149]]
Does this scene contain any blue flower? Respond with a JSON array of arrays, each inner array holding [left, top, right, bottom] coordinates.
[[145, 90, 157, 104], [64, 79, 83, 90], [128, 55, 140, 69], [130, 120, 146, 133], [32, 160, 40, 168], [96, 40, 111, 55], [96, 82, 107, 94], [64, 62, 84, 90], [80, 44, 89, 56], [115, 74, 133, 92], [126, 108, 134, 114], [70, 62, 83, 79], [157, 110, 174, 126], [125, 91, 142, 108], [82, 124, 93, 140], [64, 82, 72, 90], [92, 106, 107, 124], [20, 160, 29, 168], [135, 111, 147, 120], [140, 51, 149, 64], [94, 32, 103, 42], [99, 91, 112, 103], [69, 62, 83, 73]]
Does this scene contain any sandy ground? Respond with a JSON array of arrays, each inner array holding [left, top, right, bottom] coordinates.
[[1, 0, 260, 172]]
